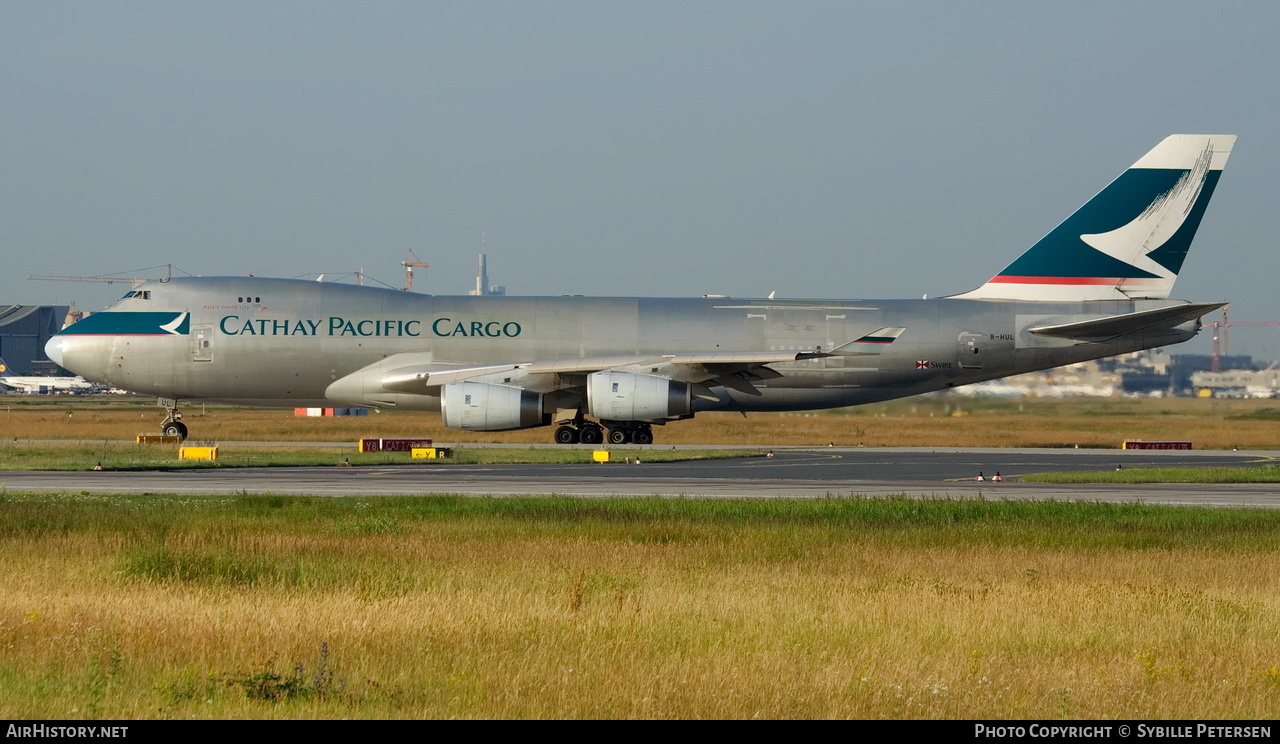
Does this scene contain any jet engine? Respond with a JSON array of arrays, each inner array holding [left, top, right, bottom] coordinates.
[[586, 371, 692, 420], [441, 381, 548, 431]]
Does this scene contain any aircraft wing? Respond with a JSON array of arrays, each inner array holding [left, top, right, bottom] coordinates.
[[381, 350, 817, 397], [376, 327, 908, 399], [1027, 302, 1225, 341]]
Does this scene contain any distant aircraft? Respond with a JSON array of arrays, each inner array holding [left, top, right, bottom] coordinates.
[[47, 134, 1235, 442], [0, 357, 99, 394]]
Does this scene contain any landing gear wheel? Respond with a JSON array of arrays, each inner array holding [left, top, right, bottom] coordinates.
[[632, 427, 654, 445], [157, 398, 186, 440], [554, 426, 580, 445], [607, 428, 630, 445], [579, 424, 603, 445]]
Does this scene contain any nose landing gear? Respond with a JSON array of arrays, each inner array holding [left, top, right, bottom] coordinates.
[[158, 397, 188, 440]]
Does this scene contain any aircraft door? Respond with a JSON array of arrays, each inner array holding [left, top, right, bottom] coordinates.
[[822, 313, 847, 369], [957, 332, 984, 369], [106, 336, 129, 387], [824, 314, 846, 352], [191, 325, 213, 362], [746, 311, 767, 348]]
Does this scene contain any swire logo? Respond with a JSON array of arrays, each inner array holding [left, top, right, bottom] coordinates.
[[915, 360, 930, 369]]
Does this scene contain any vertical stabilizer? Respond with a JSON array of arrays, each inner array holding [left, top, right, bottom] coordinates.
[[951, 134, 1235, 301]]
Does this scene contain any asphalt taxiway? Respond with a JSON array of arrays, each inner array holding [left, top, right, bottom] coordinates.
[[3, 447, 1279, 507]]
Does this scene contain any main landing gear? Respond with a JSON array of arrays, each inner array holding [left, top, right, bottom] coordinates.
[[606, 424, 654, 445], [553, 421, 653, 445], [554, 422, 601, 445], [158, 397, 189, 440]]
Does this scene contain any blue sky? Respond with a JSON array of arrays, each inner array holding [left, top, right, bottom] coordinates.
[[4, 1, 1278, 358]]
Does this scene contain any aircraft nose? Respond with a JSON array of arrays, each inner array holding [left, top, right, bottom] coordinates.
[[45, 336, 65, 368]]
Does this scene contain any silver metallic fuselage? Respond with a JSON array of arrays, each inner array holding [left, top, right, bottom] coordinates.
[[51, 276, 1200, 414]]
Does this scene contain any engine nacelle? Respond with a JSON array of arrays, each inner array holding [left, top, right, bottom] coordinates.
[[587, 372, 692, 420], [441, 382, 547, 431]]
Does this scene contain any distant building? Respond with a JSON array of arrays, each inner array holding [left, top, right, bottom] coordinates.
[[1190, 369, 1279, 398], [468, 253, 506, 296], [952, 350, 1274, 399], [0, 305, 70, 374], [1169, 354, 1257, 394], [1118, 370, 1170, 395]]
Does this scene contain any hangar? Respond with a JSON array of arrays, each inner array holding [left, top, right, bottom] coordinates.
[[0, 305, 71, 374]]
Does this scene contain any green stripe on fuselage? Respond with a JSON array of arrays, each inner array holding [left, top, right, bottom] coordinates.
[[58, 312, 189, 336]]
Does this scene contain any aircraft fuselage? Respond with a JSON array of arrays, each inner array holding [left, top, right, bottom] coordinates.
[[51, 276, 1199, 413], [45, 135, 1235, 442]]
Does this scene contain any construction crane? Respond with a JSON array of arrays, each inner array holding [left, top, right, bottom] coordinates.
[[400, 250, 428, 292], [1207, 306, 1280, 372], [27, 264, 176, 287]]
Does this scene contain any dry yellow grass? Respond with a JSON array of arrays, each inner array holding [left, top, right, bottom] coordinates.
[[2, 394, 1277, 719], [4, 394, 1279, 449], [3, 502, 1280, 719]]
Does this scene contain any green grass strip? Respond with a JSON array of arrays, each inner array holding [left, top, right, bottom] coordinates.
[[1021, 465, 1280, 484], [0, 442, 753, 470], [5, 492, 1280, 554]]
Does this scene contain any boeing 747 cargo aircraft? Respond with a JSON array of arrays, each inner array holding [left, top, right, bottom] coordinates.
[[47, 134, 1235, 443]]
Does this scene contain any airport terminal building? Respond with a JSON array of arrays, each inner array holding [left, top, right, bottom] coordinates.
[[0, 305, 70, 374]]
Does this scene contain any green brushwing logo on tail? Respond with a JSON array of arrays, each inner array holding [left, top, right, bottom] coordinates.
[[997, 167, 1222, 281], [954, 135, 1235, 301]]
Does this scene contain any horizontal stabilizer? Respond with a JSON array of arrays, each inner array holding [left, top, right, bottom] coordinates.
[[1028, 302, 1225, 341]]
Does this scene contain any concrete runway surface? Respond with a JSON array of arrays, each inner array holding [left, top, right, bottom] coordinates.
[[3, 447, 1279, 507]]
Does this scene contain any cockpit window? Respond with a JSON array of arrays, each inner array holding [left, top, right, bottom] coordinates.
[[120, 290, 151, 300]]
